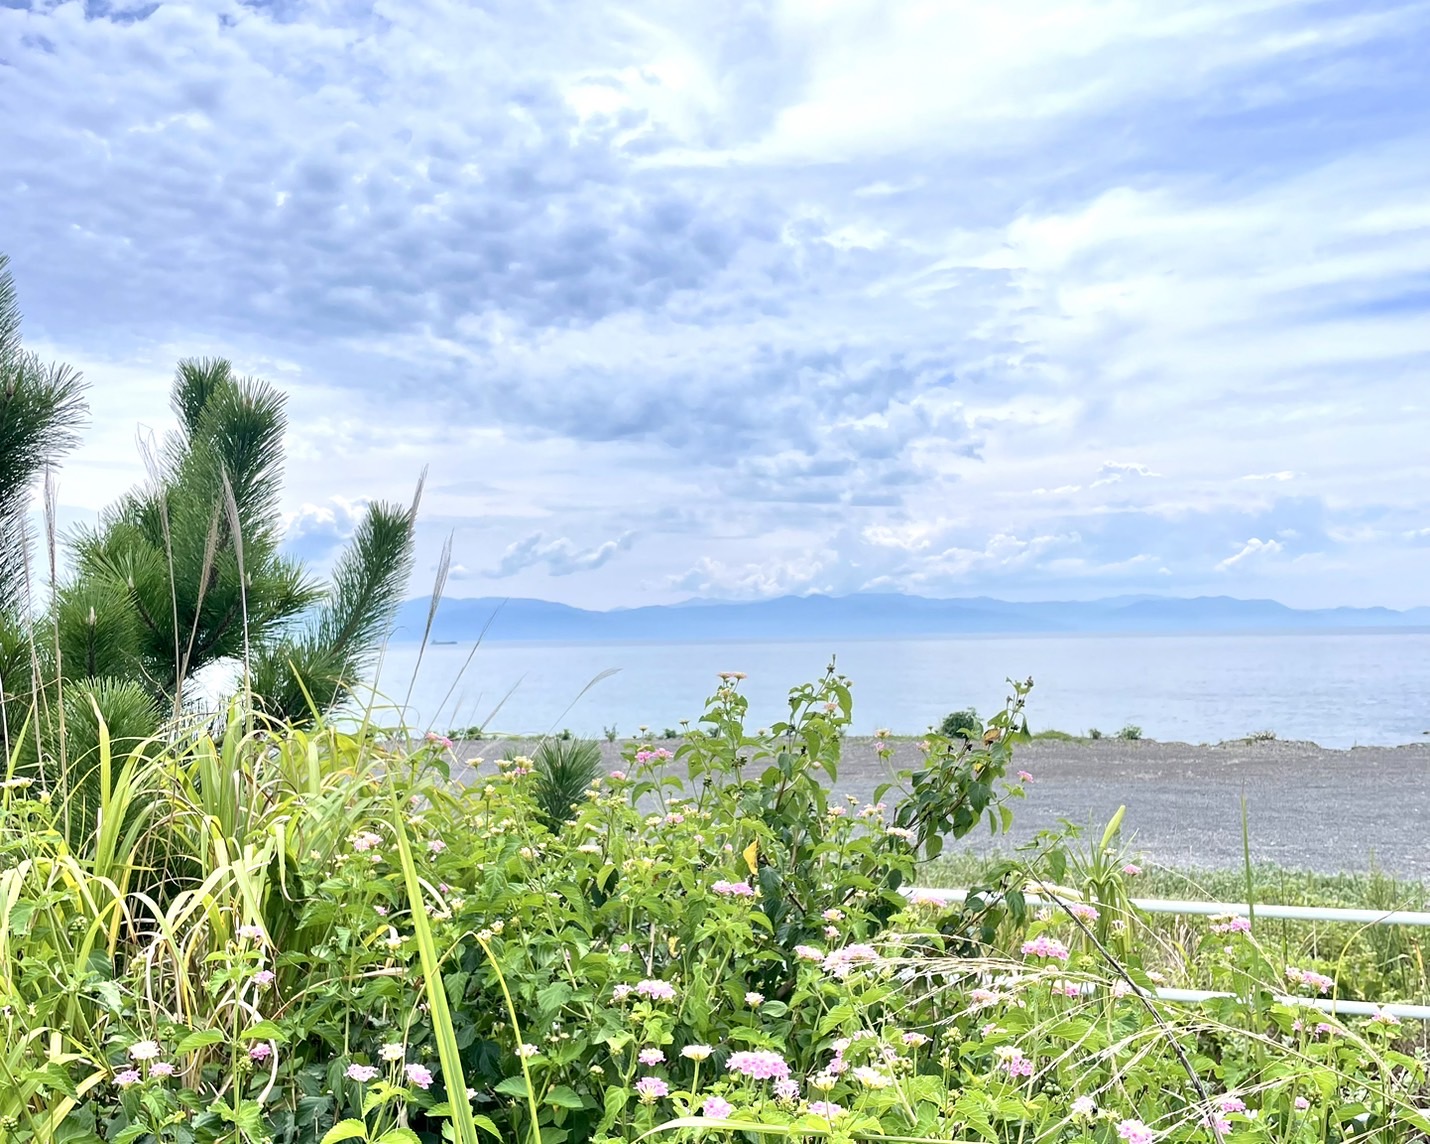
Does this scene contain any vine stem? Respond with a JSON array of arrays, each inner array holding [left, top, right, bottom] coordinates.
[[476, 933, 545, 1144]]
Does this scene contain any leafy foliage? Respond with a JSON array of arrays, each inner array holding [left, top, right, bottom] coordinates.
[[2, 356, 421, 779], [2, 673, 1426, 1144], [938, 706, 980, 739], [0, 253, 87, 614]]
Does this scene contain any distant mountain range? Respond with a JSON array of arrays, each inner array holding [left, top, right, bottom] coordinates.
[[392, 593, 1430, 643]]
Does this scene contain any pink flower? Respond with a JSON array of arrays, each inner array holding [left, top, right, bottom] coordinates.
[[822, 943, 882, 978], [249, 1044, 273, 1062], [996, 1048, 1034, 1078], [635, 979, 676, 1001], [794, 945, 823, 961], [114, 1068, 142, 1087], [639, 1047, 665, 1065], [1068, 902, 1099, 922], [1294, 1096, 1310, 1110], [807, 1101, 844, 1119], [237, 924, 263, 940], [612, 984, 634, 1000], [346, 1063, 379, 1082], [1219, 1096, 1246, 1114], [1117, 1119, 1155, 1144], [1122, 863, 1142, 876], [425, 732, 454, 749], [712, 880, 756, 897], [609, 770, 627, 780], [1071, 1095, 1096, 1118], [727, 1050, 790, 1081], [702, 1095, 733, 1119], [253, 969, 275, 987], [1287, 967, 1335, 994], [773, 1078, 799, 1102], [149, 1061, 176, 1078], [405, 1062, 434, 1089], [745, 991, 764, 1007], [351, 831, 383, 853], [429, 839, 447, 854], [1211, 916, 1252, 935], [635, 1076, 668, 1103], [1017, 770, 1034, 783], [1020, 935, 1071, 961]]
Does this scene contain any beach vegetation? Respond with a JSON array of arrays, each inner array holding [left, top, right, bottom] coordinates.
[[938, 706, 980, 739], [4, 662, 1427, 1143], [1116, 723, 1144, 740]]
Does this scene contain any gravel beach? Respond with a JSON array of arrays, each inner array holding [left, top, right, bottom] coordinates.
[[454, 737, 1430, 878]]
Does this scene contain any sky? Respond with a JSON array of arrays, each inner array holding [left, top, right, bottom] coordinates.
[[3, 0, 1429, 610]]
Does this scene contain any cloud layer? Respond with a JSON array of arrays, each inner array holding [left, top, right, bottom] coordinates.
[[4, 0, 1429, 606]]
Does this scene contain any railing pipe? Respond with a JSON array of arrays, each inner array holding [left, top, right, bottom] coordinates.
[[906, 886, 1430, 1020], [908, 887, 1430, 927]]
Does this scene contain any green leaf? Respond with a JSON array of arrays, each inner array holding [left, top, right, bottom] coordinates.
[[495, 1075, 531, 1098], [111, 1127, 150, 1144], [176, 1029, 227, 1053], [597, 1086, 629, 1133], [472, 1115, 502, 1140], [375, 1131, 421, 1144], [30, 1062, 79, 1099], [536, 980, 573, 1018], [320, 1120, 370, 1144], [546, 1085, 585, 1110], [239, 1020, 285, 1042]]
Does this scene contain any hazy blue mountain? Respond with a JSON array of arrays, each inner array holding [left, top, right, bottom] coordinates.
[[392, 593, 1430, 643]]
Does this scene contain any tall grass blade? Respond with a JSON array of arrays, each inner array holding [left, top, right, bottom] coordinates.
[[400, 516, 448, 723], [389, 789, 482, 1144]]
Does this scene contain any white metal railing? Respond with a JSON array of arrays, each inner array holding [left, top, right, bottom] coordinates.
[[908, 887, 1430, 927], [907, 886, 1430, 1022]]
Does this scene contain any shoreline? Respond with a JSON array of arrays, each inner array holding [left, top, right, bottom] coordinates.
[[451, 736, 1430, 878]]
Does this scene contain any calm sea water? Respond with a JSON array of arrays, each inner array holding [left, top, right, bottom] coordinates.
[[358, 631, 1430, 749]]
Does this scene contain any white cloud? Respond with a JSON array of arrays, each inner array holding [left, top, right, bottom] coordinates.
[[479, 531, 637, 579], [281, 496, 371, 561], [1241, 471, 1299, 481], [1215, 537, 1286, 572], [1090, 461, 1163, 487]]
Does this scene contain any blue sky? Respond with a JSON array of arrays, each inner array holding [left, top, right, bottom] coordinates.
[[3, 0, 1429, 609]]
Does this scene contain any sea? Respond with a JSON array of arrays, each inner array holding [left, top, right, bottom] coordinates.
[[359, 630, 1430, 750]]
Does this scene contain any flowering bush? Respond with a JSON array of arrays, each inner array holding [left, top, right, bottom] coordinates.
[[2, 670, 1427, 1143]]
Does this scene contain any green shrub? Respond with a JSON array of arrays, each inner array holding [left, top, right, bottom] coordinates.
[[1117, 722, 1143, 740], [529, 736, 603, 829], [1088, 726, 1103, 739], [939, 706, 980, 738]]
